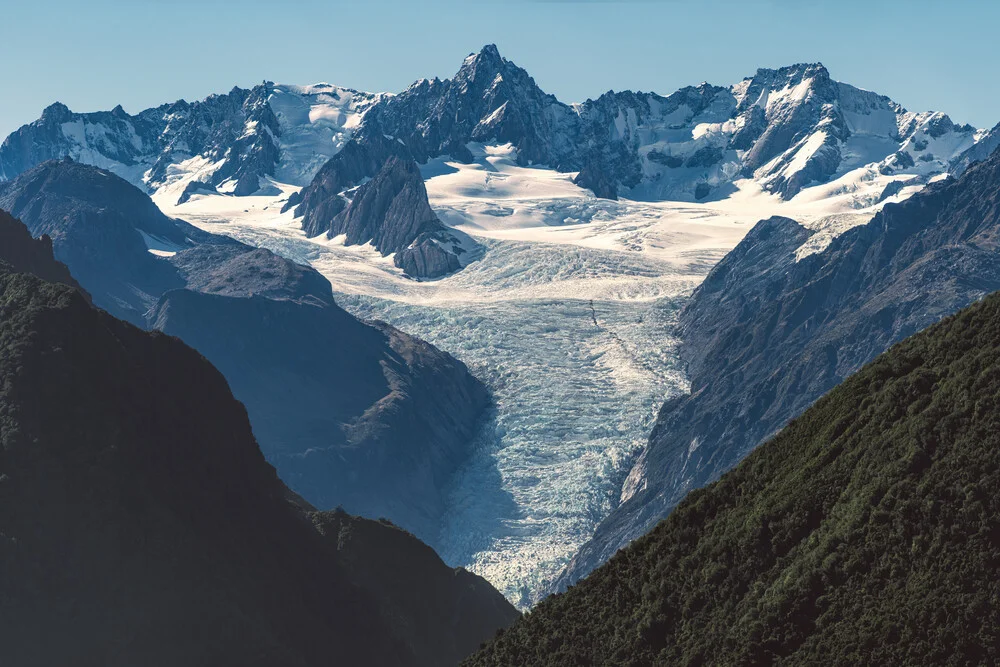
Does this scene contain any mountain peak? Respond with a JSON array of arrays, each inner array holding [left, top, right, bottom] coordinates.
[[458, 43, 511, 81], [40, 101, 72, 122], [472, 43, 502, 61]]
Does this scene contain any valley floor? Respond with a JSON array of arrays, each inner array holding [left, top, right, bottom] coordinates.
[[153, 146, 887, 606]]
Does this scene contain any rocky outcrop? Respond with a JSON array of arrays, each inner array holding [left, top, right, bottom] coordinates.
[[556, 144, 1000, 591], [0, 243, 516, 666], [299, 155, 472, 279], [175, 179, 217, 204], [0, 160, 491, 544], [292, 131, 411, 235]]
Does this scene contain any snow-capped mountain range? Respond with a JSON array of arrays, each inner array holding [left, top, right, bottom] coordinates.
[[1, 45, 989, 208], [3, 45, 998, 609], [0, 82, 384, 198]]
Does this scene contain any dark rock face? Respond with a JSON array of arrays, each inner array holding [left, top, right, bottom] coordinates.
[[0, 160, 491, 544], [296, 155, 470, 278], [557, 145, 1000, 591], [396, 237, 462, 278], [574, 158, 619, 199], [468, 291, 1000, 667], [293, 132, 411, 237], [329, 156, 441, 250], [176, 179, 217, 204], [0, 250, 516, 666]]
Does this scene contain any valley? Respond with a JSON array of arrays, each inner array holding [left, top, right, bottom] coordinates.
[[152, 144, 889, 605]]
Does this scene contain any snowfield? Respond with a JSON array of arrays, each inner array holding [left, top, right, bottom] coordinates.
[[152, 143, 918, 607]]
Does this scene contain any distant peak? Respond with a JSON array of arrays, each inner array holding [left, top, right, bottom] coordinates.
[[462, 43, 505, 72], [479, 43, 502, 59], [41, 101, 72, 122], [755, 62, 829, 80]]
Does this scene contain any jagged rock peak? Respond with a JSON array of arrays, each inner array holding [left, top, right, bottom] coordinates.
[[327, 155, 472, 279]]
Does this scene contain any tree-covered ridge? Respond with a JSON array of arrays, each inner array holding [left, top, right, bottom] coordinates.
[[467, 291, 1000, 666]]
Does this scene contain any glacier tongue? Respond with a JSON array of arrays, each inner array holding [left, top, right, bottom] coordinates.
[[336, 251, 690, 609]]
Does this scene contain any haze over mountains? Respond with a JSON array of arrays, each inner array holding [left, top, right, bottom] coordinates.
[[2, 41, 1000, 634]]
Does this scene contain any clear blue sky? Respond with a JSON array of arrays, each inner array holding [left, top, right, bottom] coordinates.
[[2, 0, 997, 138]]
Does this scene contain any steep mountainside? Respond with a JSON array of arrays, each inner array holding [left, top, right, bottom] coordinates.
[[0, 240, 516, 666], [314, 509, 520, 665], [468, 290, 1000, 666], [0, 160, 490, 543], [558, 145, 1000, 590], [302, 155, 475, 278], [151, 288, 489, 538]]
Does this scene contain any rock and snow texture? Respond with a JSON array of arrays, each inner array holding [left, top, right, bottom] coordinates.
[[0, 83, 383, 199], [305, 155, 478, 279], [2, 45, 990, 212], [339, 49, 983, 204]]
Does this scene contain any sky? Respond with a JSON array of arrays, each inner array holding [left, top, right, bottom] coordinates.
[[2, 0, 998, 138]]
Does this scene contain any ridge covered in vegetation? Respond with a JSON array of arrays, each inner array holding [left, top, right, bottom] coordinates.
[[468, 291, 1000, 666]]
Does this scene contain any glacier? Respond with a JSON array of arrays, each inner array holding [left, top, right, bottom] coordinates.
[[150, 143, 917, 606]]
